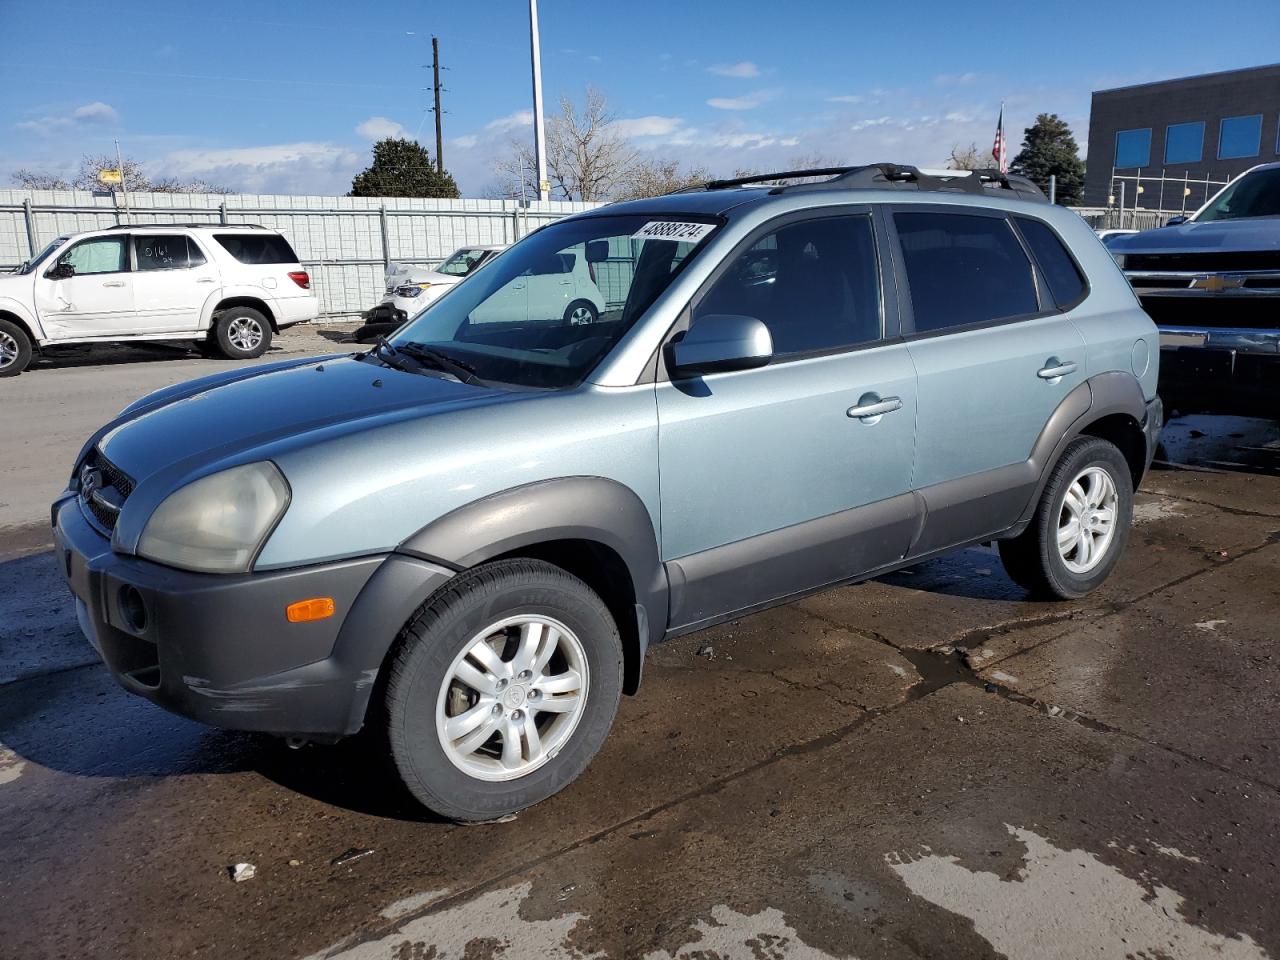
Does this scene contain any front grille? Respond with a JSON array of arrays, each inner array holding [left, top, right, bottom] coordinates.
[[1127, 251, 1280, 273], [79, 448, 134, 532], [1140, 293, 1280, 330]]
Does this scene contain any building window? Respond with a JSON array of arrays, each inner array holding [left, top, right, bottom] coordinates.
[[1218, 115, 1263, 160], [1114, 128, 1151, 168], [1164, 121, 1205, 165]]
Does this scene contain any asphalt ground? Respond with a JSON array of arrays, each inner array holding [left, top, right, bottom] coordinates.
[[1, 333, 1278, 959]]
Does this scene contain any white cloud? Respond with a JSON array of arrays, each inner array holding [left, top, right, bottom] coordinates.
[[611, 115, 683, 138], [355, 116, 408, 140], [484, 109, 534, 134], [935, 72, 979, 86], [17, 101, 119, 135], [161, 142, 362, 195], [827, 94, 866, 104], [452, 134, 478, 149], [707, 61, 760, 78]]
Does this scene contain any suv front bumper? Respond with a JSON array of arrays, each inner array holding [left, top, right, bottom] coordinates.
[[51, 493, 452, 738]]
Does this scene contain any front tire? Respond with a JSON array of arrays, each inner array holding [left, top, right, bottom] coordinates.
[[384, 559, 623, 822], [564, 300, 598, 326], [999, 436, 1133, 599], [0, 319, 33, 377], [213, 307, 272, 359]]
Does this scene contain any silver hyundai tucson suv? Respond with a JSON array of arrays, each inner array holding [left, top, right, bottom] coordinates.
[[53, 163, 1161, 821]]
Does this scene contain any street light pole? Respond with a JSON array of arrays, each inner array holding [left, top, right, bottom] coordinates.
[[528, 0, 548, 201]]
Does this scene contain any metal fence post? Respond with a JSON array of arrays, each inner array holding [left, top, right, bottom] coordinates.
[[219, 201, 228, 225], [379, 203, 391, 268], [21, 198, 37, 257], [1118, 182, 1126, 228]]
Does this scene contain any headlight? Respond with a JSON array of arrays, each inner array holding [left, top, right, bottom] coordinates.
[[137, 462, 290, 573], [396, 283, 431, 298]]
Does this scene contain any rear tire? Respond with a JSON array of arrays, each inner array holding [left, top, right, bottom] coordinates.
[[0, 319, 32, 377], [999, 436, 1133, 599], [564, 300, 598, 326], [384, 559, 623, 822], [213, 307, 271, 359]]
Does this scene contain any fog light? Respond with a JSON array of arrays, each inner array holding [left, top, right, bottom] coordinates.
[[119, 585, 148, 633], [286, 597, 335, 623]]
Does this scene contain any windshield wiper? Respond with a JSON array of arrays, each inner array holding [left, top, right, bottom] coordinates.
[[397, 341, 482, 385], [365, 336, 417, 373]]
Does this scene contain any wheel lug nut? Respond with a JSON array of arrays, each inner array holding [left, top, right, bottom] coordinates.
[[512, 710, 523, 721], [529, 689, 541, 700], [517, 669, 532, 681], [492, 704, 503, 715], [496, 678, 508, 690]]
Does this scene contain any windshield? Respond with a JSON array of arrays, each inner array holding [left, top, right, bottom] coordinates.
[[20, 237, 69, 275], [1197, 167, 1280, 222], [436, 248, 492, 276], [391, 214, 716, 389]]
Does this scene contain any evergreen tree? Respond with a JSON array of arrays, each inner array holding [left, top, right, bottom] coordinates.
[[349, 138, 459, 198], [1010, 114, 1085, 205]]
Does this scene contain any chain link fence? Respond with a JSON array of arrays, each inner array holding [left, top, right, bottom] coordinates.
[[0, 189, 600, 319]]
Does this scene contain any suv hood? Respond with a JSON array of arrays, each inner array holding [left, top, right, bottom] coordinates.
[[97, 355, 507, 483], [1109, 217, 1280, 255]]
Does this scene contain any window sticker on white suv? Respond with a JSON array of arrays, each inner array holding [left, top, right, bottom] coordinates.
[[631, 221, 716, 243]]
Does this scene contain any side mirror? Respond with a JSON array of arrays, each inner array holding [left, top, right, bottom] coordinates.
[[668, 314, 772, 377], [1163, 215, 1189, 227], [47, 262, 75, 280], [585, 240, 610, 264]]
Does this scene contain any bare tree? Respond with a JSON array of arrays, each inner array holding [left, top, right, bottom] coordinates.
[[495, 87, 638, 202], [11, 154, 235, 194], [11, 169, 71, 190], [616, 158, 713, 199], [947, 143, 984, 171]]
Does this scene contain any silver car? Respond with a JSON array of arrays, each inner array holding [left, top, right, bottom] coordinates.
[[53, 164, 1161, 821]]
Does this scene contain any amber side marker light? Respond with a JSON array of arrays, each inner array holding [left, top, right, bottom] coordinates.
[[286, 597, 335, 622]]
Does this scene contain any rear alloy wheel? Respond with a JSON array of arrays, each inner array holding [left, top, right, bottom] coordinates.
[[999, 435, 1133, 599], [0, 319, 33, 377], [564, 300, 598, 326], [384, 559, 623, 822], [213, 306, 272, 360]]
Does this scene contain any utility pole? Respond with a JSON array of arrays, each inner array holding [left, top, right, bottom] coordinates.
[[114, 138, 129, 221], [528, 0, 548, 201], [431, 36, 444, 174]]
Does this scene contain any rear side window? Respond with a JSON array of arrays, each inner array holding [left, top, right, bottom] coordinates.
[[1015, 217, 1086, 307], [214, 232, 299, 264], [695, 214, 882, 357], [895, 212, 1038, 333], [134, 234, 191, 270]]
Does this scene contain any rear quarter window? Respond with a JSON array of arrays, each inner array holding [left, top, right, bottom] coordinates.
[[214, 233, 299, 264], [895, 212, 1038, 333], [1014, 217, 1086, 307]]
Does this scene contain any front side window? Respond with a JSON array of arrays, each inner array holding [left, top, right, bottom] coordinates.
[[1014, 217, 1086, 308], [391, 214, 716, 389], [895, 212, 1038, 333], [1114, 128, 1152, 168], [134, 234, 191, 270], [436, 248, 491, 276], [694, 214, 882, 356], [214, 233, 299, 264], [1219, 115, 1263, 160], [1164, 121, 1205, 165], [55, 236, 127, 276], [1197, 165, 1280, 222]]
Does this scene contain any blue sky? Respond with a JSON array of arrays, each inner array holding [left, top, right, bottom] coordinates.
[[2, 0, 1278, 197]]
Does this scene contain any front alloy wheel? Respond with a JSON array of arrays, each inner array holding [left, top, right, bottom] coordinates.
[[384, 559, 623, 821], [1056, 466, 1118, 574], [437, 615, 589, 781]]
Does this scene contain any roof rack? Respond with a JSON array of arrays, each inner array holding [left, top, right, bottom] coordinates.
[[103, 222, 267, 230], [703, 163, 1047, 202]]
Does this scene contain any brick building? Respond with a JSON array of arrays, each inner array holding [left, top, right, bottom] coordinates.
[[1084, 63, 1280, 209]]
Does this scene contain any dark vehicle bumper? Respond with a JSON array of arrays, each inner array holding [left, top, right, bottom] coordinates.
[[51, 494, 453, 738], [1158, 327, 1280, 418]]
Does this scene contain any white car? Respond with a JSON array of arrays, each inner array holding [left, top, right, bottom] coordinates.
[[380, 245, 507, 317], [0, 224, 318, 376], [469, 245, 606, 326]]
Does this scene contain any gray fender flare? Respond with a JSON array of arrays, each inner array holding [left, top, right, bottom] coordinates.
[[400, 476, 667, 685], [1018, 371, 1149, 526]]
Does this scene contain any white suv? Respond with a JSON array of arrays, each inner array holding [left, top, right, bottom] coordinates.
[[0, 224, 318, 376]]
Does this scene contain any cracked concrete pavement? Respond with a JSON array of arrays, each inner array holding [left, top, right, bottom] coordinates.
[[1, 339, 1278, 959]]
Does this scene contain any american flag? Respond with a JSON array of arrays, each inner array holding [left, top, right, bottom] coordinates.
[[992, 103, 1008, 173]]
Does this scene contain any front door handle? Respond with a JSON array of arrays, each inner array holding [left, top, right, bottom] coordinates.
[[102, 280, 126, 288], [196, 277, 216, 284], [847, 394, 903, 422], [1037, 357, 1078, 381]]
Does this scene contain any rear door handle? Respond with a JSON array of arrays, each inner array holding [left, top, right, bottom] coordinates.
[[847, 395, 903, 421], [102, 280, 126, 288], [196, 277, 216, 284], [1037, 358, 1078, 380]]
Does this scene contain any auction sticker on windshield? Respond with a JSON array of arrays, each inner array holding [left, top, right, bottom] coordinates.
[[631, 221, 716, 243]]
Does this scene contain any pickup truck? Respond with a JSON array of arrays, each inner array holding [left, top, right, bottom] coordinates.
[[1108, 162, 1280, 418]]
